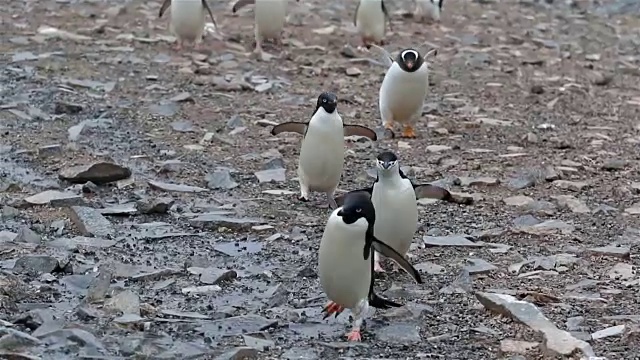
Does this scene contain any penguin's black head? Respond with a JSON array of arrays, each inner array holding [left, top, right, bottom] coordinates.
[[396, 49, 424, 73], [315, 92, 338, 115], [376, 151, 399, 171], [337, 191, 375, 226]]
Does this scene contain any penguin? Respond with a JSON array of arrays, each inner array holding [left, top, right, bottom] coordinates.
[[334, 151, 453, 273], [232, 0, 296, 58], [375, 45, 438, 138], [319, 191, 423, 341], [414, 0, 443, 23], [271, 92, 377, 209], [159, 0, 218, 51], [354, 0, 392, 49]]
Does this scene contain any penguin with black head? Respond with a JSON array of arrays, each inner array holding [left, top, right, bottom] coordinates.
[[319, 191, 423, 341]]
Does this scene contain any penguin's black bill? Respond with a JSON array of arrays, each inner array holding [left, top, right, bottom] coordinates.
[[382, 162, 393, 169], [337, 209, 344, 217]]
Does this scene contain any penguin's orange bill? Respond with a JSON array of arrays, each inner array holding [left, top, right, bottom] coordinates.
[[406, 62, 414, 69]]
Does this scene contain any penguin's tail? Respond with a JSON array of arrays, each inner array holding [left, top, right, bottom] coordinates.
[[368, 292, 402, 309]]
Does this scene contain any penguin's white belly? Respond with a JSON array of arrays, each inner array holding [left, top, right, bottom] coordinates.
[[356, 5, 386, 41], [379, 65, 429, 123], [170, 0, 205, 41], [255, 0, 287, 39], [372, 184, 418, 256], [298, 131, 344, 192], [319, 215, 371, 309]]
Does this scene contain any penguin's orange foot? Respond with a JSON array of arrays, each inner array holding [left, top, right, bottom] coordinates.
[[193, 42, 203, 51], [346, 328, 362, 342], [383, 122, 394, 131], [401, 126, 417, 138], [322, 301, 345, 319]]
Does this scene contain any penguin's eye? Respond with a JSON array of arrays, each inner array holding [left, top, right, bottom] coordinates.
[[322, 99, 327, 103], [355, 208, 362, 213], [391, 160, 398, 167]]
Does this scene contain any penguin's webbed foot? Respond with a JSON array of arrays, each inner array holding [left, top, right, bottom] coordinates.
[[401, 125, 418, 138], [346, 328, 362, 342], [172, 41, 184, 51], [298, 195, 309, 203], [374, 261, 386, 273], [322, 301, 345, 319], [326, 193, 338, 210]]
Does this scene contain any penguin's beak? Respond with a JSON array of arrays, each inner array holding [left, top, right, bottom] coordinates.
[[406, 61, 414, 70], [382, 161, 392, 169], [337, 209, 344, 217]]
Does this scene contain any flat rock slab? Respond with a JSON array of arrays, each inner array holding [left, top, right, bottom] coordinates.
[[190, 215, 264, 231], [423, 235, 484, 247], [24, 190, 84, 207], [475, 292, 595, 357], [197, 315, 277, 339], [59, 162, 131, 184], [148, 180, 207, 193], [588, 245, 631, 259], [47, 236, 117, 250], [464, 258, 498, 274], [69, 206, 115, 238]]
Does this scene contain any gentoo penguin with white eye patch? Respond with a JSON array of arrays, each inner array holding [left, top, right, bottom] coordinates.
[[159, 0, 218, 51], [232, 0, 297, 58], [334, 151, 453, 273], [271, 92, 377, 209], [319, 191, 423, 341], [375, 45, 437, 138], [354, 0, 392, 49], [414, 0, 444, 23]]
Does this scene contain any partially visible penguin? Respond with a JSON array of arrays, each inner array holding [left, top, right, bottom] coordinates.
[[374, 45, 437, 138], [159, 0, 218, 51], [270, 92, 377, 209], [414, 0, 443, 23], [232, 0, 297, 57], [319, 191, 423, 341], [334, 151, 453, 272], [354, 0, 392, 49]]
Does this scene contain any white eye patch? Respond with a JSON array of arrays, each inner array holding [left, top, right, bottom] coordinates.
[[401, 50, 419, 63]]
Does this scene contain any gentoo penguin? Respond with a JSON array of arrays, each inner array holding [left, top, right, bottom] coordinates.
[[375, 45, 437, 138], [159, 0, 218, 51], [414, 0, 443, 23], [271, 92, 377, 209], [232, 0, 296, 57], [354, 0, 392, 49], [319, 191, 423, 341], [334, 151, 453, 273]]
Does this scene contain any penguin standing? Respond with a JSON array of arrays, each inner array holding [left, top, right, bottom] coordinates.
[[375, 46, 437, 138], [232, 0, 295, 57], [334, 151, 454, 273], [271, 92, 377, 209], [414, 0, 443, 23], [159, 0, 218, 51], [319, 191, 423, 341], [354, 0, 392, 49]]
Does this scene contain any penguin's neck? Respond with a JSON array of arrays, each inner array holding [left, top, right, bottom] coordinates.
[[309, 108, 343, 132], [377, 169, 403, 186]]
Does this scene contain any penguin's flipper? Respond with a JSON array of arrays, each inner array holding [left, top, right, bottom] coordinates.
[[368, 291, 402, 309], [369, 44, 394, 68], [353, 1, 360, 27], [381, 0, 392, 32], [371, 237, 423, 284], [159, 0, 171, 18], [344, 125, 377, 141], [271, 122, 308, 136], [334, 188, 373, 208], [414, 184, 452, 201], [232, 0, 255, 13], [201, 0, 217, 28]]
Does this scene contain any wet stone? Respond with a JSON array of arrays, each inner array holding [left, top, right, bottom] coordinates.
[[254, 169, 286, 183], [69, 206, 115, 238], [136, 197, 174, 214], [206, 169, 239, 190], [13, 256, 60, 274], [24, 190, 84, 207], [59, 162, 131, 185], [375, 323, 421, 344], [14, 226, 42, 244]]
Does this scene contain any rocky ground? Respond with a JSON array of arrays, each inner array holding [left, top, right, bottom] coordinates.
[[1, 0, 640, 359]]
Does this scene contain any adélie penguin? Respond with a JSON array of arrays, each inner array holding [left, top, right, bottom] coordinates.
[[354, 0, 392, 49], [159, 0, 218, 51], [373, 45, 437, 138], [414, 0, 444, 23], [319, 191, 423, 341], [271, 92, 378, 209], [334, 151, 454, 273], [232, 0, 297, 58]]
